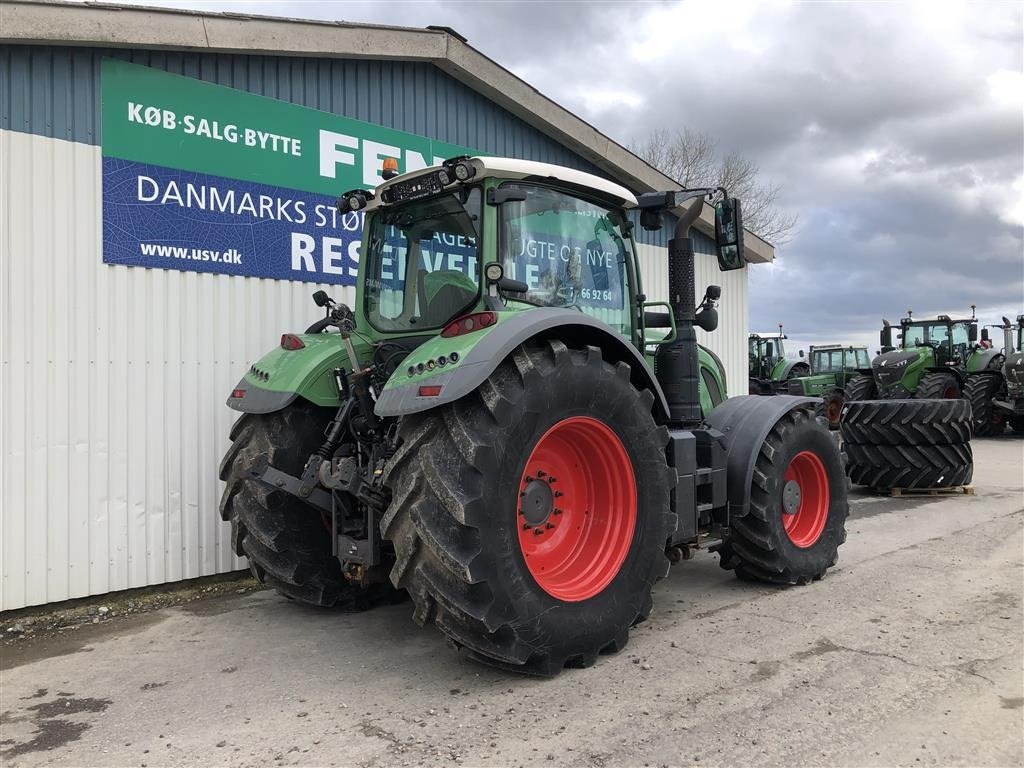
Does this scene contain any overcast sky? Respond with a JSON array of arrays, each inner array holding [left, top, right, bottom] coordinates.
[[118, 0, 1023, 352]]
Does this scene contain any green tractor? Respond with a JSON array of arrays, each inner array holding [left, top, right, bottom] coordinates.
[[845, 308, 1003, 404], [965, 314, 1024, 435], [786, 345, 871, 428], [220, 156, 848, 675], [748, 325, 809, 394]]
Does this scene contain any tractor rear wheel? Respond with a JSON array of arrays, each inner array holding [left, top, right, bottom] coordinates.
[[717, 406, 848, 585], [219, 402, 397, 609], [845, 373, 877, 401], [964, 374, 1005, 437], [845, 442, 973, 490], [915, 371, 961, 400], [382, 341, 675, 676], [840, 398, 973, 446]]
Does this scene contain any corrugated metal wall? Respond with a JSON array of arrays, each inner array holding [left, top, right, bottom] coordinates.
[[637, 243, 749, 396], [1, 44, 749, 610]]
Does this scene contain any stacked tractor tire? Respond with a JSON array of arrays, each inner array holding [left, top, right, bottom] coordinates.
[[840, 399, 974, 491]]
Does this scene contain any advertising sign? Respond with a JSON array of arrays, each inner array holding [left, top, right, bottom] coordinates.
[[100, 59, 473, 285]]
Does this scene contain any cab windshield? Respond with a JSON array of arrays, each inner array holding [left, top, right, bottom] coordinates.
[[902, 321, 971, 362], [497, 184, 633, 336], [364, 188, 482, 332]]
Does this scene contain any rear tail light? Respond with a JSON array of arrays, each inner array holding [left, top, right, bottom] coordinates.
[[231, 389, 246, 399], [418, 385, 443, 397], [441, 311, 497, 338], [281, 333, 305, 350]]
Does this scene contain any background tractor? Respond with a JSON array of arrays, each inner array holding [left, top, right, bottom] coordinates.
[[786, 344, 870, 428], [965, 314, 1024, 435], [219, 156, 848, 675], [748, 326, 809, 394], [845, 308, 1002, 404]]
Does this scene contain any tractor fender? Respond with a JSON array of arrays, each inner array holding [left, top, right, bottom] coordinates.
[[704, 394, 819, 520], [775, 359, 809, 380], [967, 348, 1004, 372], [374, 308, 671, 420]]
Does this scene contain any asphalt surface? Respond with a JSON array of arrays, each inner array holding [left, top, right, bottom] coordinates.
[[2, 436, 1022, 768]]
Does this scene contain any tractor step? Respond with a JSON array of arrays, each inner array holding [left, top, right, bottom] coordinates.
[[874, 484, 975, 498]]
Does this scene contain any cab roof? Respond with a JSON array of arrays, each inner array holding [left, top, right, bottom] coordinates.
[[369, 156, 638, 210]]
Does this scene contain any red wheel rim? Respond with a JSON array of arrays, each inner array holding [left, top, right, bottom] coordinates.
[[781, 451, 830, 548], [826, 398, 843, 425], [517, 417, 637, 602]]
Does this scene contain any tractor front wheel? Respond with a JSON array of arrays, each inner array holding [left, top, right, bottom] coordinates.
[[964, 374, 1006, 437], [382, 341, 675, 676], [845, 373, 877, 401], [717, 406, 848, 584], [916, 371, 961, 400]]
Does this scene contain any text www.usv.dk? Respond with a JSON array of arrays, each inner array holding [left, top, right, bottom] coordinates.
[[139, 242, 243, 264]]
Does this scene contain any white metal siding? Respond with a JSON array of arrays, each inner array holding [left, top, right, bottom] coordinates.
[[1, 130, 752, 611], [637, 243, 749, 397], [0, 129, 356, 610]]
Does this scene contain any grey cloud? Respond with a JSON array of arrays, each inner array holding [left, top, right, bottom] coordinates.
[[115, 0, 1024, 341]]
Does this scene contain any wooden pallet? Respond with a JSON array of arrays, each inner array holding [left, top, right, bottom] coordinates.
[[879, 484, 975, 498]]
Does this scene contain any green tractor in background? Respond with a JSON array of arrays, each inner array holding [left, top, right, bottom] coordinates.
[[966, 314, 1024, 435], [787, 344, 871, 428], [748, 325, 809, 394], [845, 308, 1003, 406], [219, 156, 848, 675]]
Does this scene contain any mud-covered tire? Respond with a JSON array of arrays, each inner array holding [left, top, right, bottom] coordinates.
[[845, 374, 877, 401], [840, 399, 972, 446], [845, 442, 973, 489], [219, 402, 397, 609], [915, 371, 961, 400], [381, 341, 675, 676], [964, 374, 1005, 437], [716, 406, 848, 585]]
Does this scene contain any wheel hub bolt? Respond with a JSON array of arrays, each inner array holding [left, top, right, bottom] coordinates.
[[533, 528, 544, 536]]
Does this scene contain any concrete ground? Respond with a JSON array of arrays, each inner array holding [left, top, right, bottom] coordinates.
[[2, 437, 1022, 768]]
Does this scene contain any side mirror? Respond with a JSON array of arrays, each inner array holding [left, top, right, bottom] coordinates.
[[312, 290, 331, 307], [968, 324, 978, 342], [765, 341, 775, 359], [981, 328, 990, 342], [880, 325, 892, 348], [714, 197, 745, 271], [705, 284, 722, 301]]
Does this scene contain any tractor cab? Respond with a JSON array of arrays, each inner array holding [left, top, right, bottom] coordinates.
[[748, 326, 808, 394], [810, 345, 870, 376], [895, 314, 977, 366]]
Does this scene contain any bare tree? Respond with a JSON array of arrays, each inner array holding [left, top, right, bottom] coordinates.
[[632, 129, 797, 246]]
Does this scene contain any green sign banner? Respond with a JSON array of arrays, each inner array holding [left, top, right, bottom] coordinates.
[[101, 59, 474, 284]]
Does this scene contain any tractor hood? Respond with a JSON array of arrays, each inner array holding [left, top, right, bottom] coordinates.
[[871, 348, 925, 397]]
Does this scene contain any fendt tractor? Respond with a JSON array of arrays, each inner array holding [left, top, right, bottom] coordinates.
[[968, 314, 1024, 435], [220, 156, 848, 675], [748, 326, 809, 395], [786, 344, 871, 428], [845, 308, 1004, 411]]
